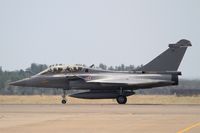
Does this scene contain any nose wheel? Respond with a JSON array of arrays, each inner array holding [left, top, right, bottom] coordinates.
[[61, 89, 67, 104], [61, 99, 67, 104]]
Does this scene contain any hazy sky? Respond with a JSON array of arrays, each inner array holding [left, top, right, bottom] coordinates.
[[0, 0, 199, 79]]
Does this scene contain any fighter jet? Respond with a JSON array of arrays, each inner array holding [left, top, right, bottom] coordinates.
[[10, 39, 191, 104]]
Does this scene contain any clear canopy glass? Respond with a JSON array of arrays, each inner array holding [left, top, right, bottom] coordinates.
[[39, 64, 84, 75]]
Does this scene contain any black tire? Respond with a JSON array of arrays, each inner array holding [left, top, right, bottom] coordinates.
[[61, 99, 67, 104], [116, 95, 127, 104]]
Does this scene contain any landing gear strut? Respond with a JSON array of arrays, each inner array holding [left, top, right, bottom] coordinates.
[[61, 89, 67, 104]]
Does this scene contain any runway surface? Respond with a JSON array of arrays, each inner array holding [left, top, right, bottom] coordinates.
[[0, 104, 200, 133]]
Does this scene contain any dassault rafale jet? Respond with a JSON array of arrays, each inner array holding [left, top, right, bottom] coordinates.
[[10, 39, 191, 104]]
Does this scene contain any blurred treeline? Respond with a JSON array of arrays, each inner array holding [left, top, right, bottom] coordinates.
[[0, 63, 200, 96]]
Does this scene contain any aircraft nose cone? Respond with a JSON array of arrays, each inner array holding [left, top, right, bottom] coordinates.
[[9, 78, 30, 86]]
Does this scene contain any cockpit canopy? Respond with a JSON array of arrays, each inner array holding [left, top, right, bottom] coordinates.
[[38, 64, 84, 75]]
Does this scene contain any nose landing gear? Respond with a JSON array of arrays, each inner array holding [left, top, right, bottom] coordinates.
[[61, 89, 67, 104], [61, 99, 67, 104]]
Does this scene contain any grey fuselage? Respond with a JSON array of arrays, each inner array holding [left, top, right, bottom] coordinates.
[[9, 39, 191, 100], [10, 66, 178, 99]]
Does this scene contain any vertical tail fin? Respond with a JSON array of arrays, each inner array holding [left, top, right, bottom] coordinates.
[[139, 39, 192, 72]]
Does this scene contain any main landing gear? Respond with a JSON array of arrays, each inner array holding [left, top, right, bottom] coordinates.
[[116, 95, 127, 104], [116, 87, 127, 104], [61, 89, 67, 104]]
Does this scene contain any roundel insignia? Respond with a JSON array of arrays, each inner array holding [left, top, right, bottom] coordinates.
[[85, 76, 92, 81]]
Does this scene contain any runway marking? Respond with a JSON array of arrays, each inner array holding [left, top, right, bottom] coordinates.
[[177, 122, 200, 133]]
